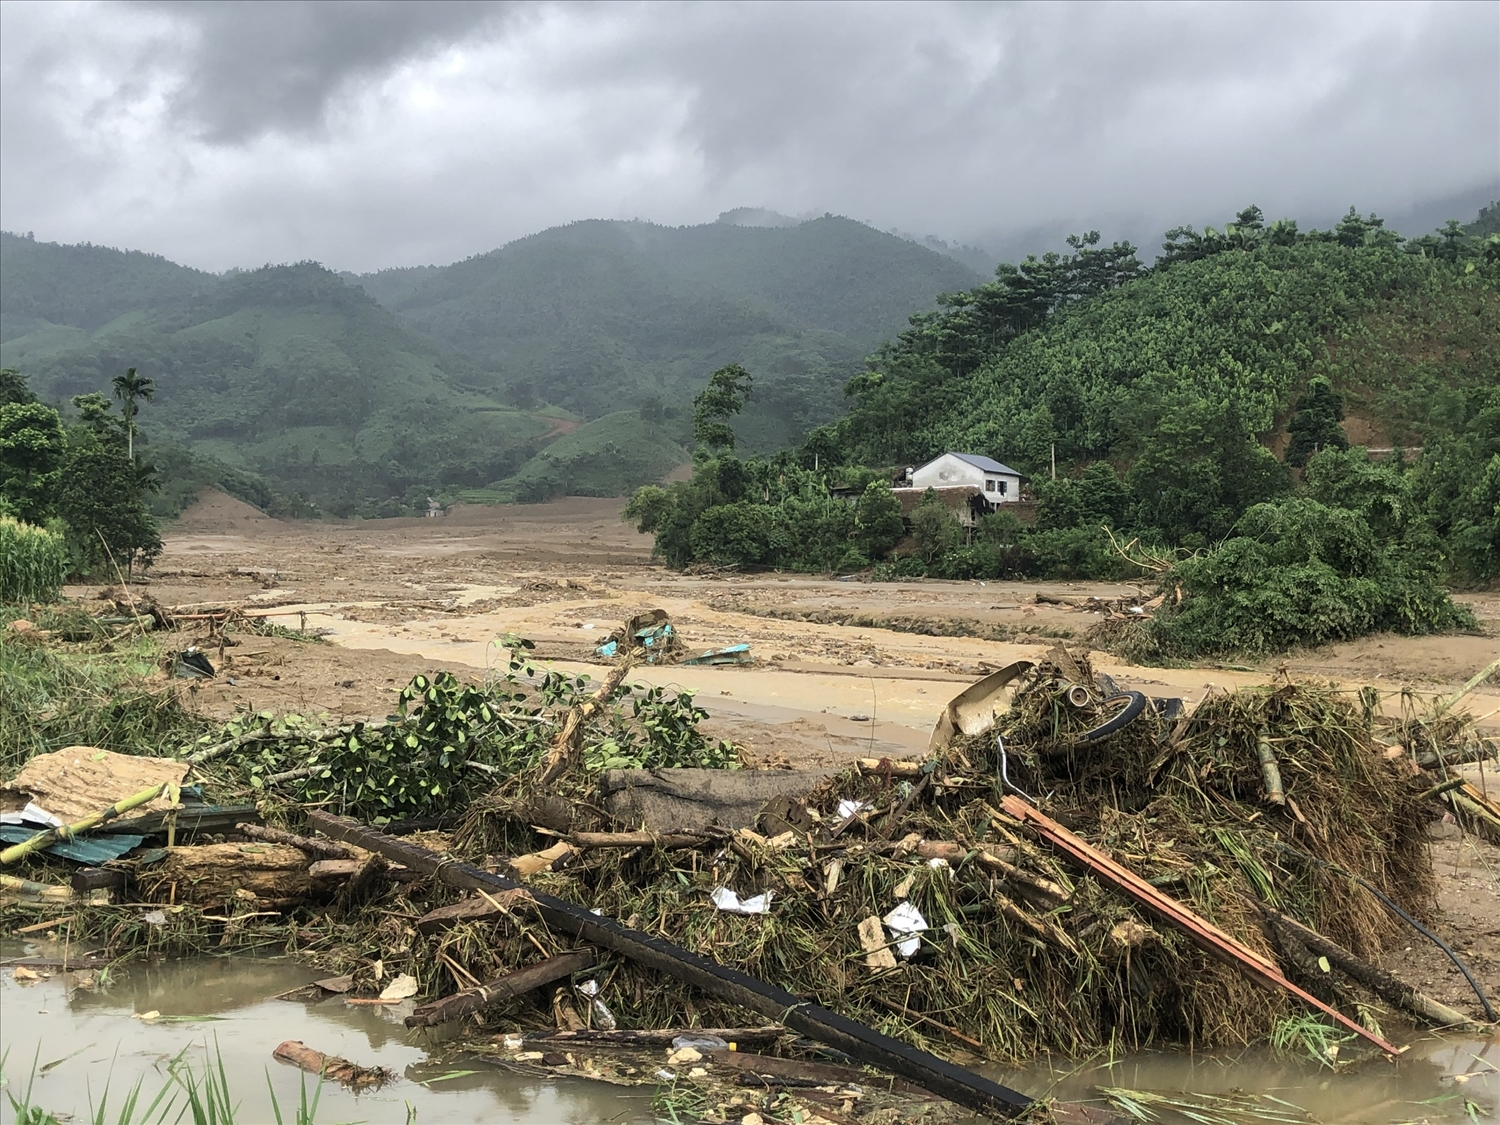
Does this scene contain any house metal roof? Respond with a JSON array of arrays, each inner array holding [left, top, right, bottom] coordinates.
[[945, 452, 1024, 477]]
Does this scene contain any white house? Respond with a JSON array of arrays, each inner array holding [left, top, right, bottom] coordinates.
[[907, 453, 1024, 504]]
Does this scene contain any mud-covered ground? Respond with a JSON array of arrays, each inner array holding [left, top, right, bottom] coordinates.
[[108, 490, 1500, 1020]]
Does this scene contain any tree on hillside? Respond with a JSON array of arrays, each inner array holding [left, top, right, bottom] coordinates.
[[693, 364, 753, 454], [1466, 201, 1500, 238], [1286, 376, 1348, 467], [0, 401, 66, 524], [111, 367, 155, 459], [1, 368, 37, 406]]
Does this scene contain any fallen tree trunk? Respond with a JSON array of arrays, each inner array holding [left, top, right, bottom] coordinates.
[[307, 810, 1033, 1118], [1255, 903, 1485, 1029], [406, 949, 596, 1028]]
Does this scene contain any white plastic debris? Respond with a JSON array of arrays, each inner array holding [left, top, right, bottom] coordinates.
[[673, 1034, 728, 1051], [836, 799, 871, 820], [0, 801, 62, 828], [142, 910, 167, 926], [710, 886, 773, 915], [502, 1033, 524, 1051], [882, 901, 929, 958], [379, 973, 418, 1001]]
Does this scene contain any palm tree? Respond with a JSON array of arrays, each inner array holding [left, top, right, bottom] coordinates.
[[111, 367, 155, 459]]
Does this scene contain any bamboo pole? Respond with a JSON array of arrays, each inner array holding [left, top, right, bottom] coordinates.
[[0, 783, 170, 865], [1256, 726, 1285, 805]]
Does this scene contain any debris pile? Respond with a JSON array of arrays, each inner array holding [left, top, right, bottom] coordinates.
[[4, 621, 1497, 1123]]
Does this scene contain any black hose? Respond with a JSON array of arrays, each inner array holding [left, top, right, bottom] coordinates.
[[1279, 843, 1497, 1022]]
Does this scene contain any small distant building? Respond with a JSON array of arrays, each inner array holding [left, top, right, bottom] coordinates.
[[906, 453, 1024, 501], [887, 453, 1027, 529]]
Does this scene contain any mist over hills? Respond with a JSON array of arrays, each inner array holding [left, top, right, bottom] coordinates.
[[0, 216, 980, 512]]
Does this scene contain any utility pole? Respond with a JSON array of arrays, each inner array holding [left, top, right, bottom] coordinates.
[[1050, 443, 1056, 481]]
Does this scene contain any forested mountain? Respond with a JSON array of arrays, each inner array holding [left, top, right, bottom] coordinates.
[[1, 217, 979, 512], [0, 231, 215, 339], [1, 251, 555, 515], [353, 216, 982, 427]]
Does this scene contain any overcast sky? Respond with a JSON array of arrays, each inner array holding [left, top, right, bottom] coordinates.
[[2, 0, 1496, 273]]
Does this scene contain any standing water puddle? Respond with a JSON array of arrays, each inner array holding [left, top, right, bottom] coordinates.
[[2, 955, 1494, 1123]]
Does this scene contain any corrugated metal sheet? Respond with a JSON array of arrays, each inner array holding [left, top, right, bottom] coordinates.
[[0, 826, 144, 865]]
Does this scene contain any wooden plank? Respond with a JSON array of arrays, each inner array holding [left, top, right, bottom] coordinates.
[[307, 810, 1033, 1118], [997, 794, 1402, 1056], [405, 949, 596, 1028]]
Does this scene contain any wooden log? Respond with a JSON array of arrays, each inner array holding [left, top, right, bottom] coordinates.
[[272, 1041, 392, 1088], [568, 830, 713, 849], [856, 757, 925, 778], [235, 823, 354, 859], [307, 810, 1034, 1118], [142, 842, 313, 907], [527, 1026, 785, 1047], [911, 839, 1066, 903], [405, 950, 596, 1028], [1255, 903, 1484, 1030], [416, 889, 533, 935], [308, 859, 362, 879]]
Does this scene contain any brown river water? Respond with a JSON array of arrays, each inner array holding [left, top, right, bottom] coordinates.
[[1, 954, 1494, 1124]]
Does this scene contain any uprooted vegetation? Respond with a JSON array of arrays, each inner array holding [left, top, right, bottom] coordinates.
[[4, 606, 1498, 1122]]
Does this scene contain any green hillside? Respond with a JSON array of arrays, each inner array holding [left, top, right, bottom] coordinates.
[[1, 218, 977, 511], [1, 230, 214, 340], [835, 214, 1498, 495], [358, 216, 982, 438], [629, 208, 1499, 615], [488, 411, 689, 503], [1, 256, 554, 515]]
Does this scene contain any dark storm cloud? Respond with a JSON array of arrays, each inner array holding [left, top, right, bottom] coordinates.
[[1, 1, 1495, 272], [139, 0, 512, 141]]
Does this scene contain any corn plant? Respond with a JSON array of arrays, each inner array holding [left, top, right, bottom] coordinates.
[[0, 517, 67, 604]]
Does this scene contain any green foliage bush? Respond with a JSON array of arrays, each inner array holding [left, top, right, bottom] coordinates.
[[1143, 499, 1473, 658], [0, 517, 67, 603]]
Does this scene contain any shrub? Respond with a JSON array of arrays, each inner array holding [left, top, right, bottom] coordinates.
[[0, 517, 68, 603], [1144, 498, 1473, 657]]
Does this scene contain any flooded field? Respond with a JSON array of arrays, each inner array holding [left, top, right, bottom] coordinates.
[[3, 954, 1494, 1123]]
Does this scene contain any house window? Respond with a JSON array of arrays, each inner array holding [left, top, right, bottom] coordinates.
[[985, 479, 995, 492], [997, 480, 1008, 496]]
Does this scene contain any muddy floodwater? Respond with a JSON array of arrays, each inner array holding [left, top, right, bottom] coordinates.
[[2, 955, 1494, 1124]]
